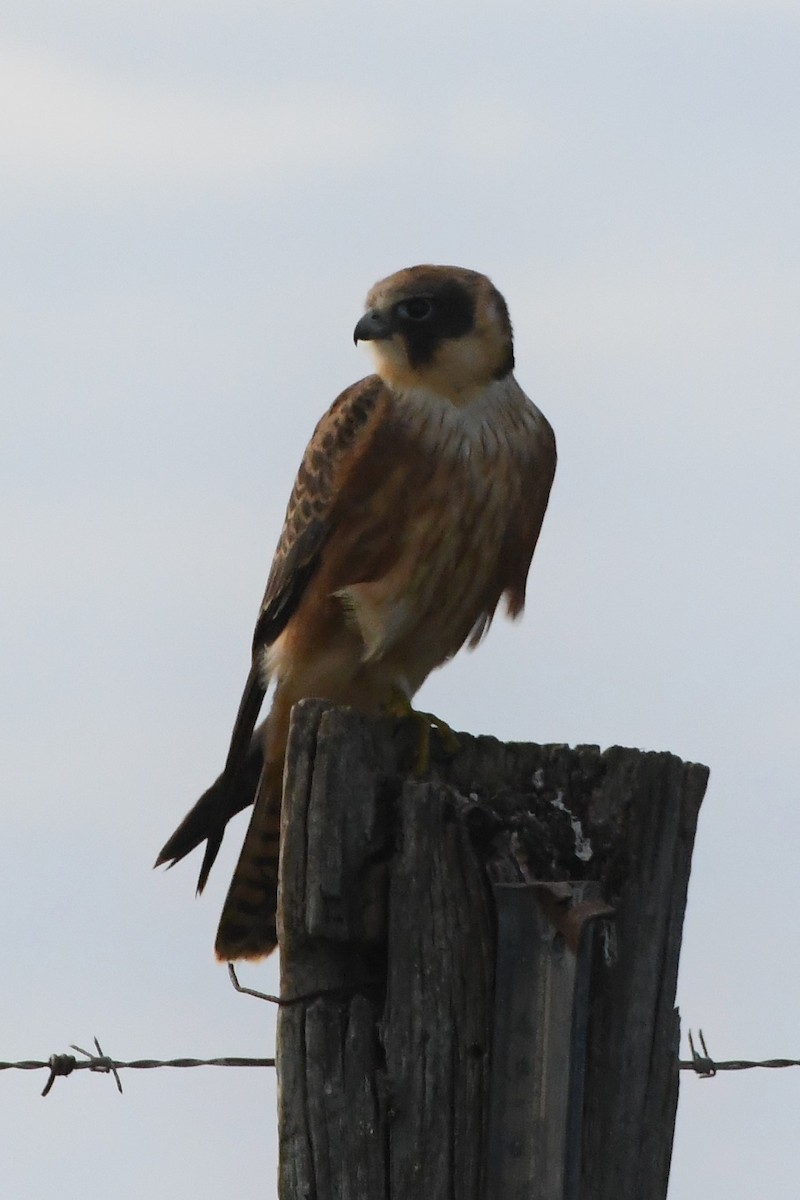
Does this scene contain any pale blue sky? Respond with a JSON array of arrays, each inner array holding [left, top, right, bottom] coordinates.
[[2, 2, 799, 1196]]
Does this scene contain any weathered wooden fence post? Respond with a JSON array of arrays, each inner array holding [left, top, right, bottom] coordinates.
[[276, 700, 708, 1200]]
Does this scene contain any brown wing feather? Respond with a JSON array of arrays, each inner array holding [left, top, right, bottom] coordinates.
[[252, 375, 384, 650], [156, 375, 384, 889]]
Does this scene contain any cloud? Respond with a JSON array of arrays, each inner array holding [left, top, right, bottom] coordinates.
[[0, 40, 384, 200]]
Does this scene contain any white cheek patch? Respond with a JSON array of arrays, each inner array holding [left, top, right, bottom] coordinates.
[[365, 336, 407, 376]]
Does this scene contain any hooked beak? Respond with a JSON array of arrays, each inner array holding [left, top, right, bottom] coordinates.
[[353, 308, 393, 345]]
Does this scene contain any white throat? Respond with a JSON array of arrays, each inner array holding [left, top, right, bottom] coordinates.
[[393, 375, 539, 461]]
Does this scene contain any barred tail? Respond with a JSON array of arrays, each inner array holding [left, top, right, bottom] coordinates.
[[213, 694, 292, 962], [212, 762, 282, 960]]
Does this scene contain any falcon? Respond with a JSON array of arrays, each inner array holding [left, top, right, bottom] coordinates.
[[156, 265, 556, 961]]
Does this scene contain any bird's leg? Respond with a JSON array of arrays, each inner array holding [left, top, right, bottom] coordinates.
[[384, 686, 460, 775]]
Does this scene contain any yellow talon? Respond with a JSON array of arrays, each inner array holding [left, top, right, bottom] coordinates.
[[384, 687, 460, 774]]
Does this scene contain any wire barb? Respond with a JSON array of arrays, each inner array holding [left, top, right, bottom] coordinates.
[[72, 1038, 124, 1093], [42, 1054, 76, 1097], [685, 1028, 716, 1078]]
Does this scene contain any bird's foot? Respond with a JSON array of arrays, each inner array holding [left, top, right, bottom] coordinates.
[[384, 687, 460, 774]]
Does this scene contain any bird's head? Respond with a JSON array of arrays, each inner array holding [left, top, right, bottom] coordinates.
[[354, 265, 514, 402]]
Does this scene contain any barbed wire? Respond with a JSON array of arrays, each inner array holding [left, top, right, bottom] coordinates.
[[0, 1037, 275, 1096], [0, 967, 361, 1097], [678, 1028, 800, 1079], [3, 1026, 799, 1097]]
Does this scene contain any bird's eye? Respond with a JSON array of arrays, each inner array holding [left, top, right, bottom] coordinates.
[[397, 297, 433, 321]]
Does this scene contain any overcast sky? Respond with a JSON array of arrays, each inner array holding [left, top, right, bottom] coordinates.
[[2, 2, 799, 1196]]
